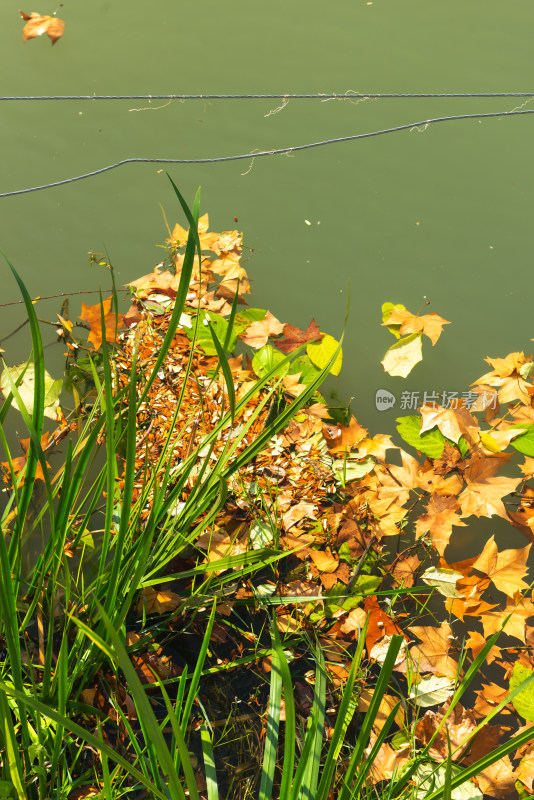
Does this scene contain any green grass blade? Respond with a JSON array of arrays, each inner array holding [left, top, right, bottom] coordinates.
[[201, 726, 220, 800]]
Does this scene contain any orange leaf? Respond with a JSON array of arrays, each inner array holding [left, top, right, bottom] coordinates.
[[20, 10, 65, 44], [79, 296, 125, 350], [408, 621, 459, 678], [472, 535, 531, 598], [382, 307, 450, 345]]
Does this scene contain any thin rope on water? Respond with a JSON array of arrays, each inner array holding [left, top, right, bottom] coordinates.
[[1, 91, 534, 100], [1, 107, 533, 198]]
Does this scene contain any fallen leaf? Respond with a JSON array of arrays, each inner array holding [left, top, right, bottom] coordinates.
[[136, 587, 182, 616], [239, 311, 284, 349], [391, 554, 421, 588], [20, 10, 65, 44], [382, 307, 450, 345], [381, 333, 423, 378], [458, 454, 520, 520], [408, 621, 459, 679], [1, 432, 50, 485], [79, 296, 125, 350], [275, 319, 323, 353], [471, 535, 531, 597]]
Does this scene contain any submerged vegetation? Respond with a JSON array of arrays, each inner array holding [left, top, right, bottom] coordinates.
[[1, 182, 534, 799]]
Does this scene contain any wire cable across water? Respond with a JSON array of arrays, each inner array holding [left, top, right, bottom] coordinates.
[[1, 107, 533, 198]]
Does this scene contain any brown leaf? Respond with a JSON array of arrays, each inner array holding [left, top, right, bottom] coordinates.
[[364, 595, 404, 653], [391, 554, 420, 588], [465, 630, 501, 665], [472, 535, 531, 597], [79, 296, 125, 350], [478, 593, 534, 643], [1, 432, 50, 485], [415, 701, 502, 763], [136, 587, 182, 616], [415, 494, 466, 555], [475, 756, 517, 798], [239, 311, 284, 349], [458, 453, 520, 520], [322, 416, 368, 454], [408, 622, 459, 678], [275, 319, 323, 353], [20, 10, 65, 44]]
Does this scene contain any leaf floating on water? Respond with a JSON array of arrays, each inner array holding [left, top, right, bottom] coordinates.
[[381, 333, 423, 378], [20, 9, 65, 44], [0, 361, 62, 420]]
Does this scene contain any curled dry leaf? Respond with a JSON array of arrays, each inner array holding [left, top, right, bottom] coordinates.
[[20, 10, 65, 44]]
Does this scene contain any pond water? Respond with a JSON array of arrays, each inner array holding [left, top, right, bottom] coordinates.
[[1, 0, 534, 560]]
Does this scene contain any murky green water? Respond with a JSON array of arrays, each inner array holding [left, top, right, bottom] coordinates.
[[1, 0, 533, 556]]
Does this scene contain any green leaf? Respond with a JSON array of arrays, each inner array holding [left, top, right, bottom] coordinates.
[[396, 415, 468, 460], [509, 424, 534, 457], [509, 663, 534, 721], [333, 456, 375, 483], [252, 344, 289, 379], [288, 354, 322, 386], [234, 308, 267, 336], [306, 334, 343, 376], [396, 415, 447, 458], [0, 361, 62, 420], [184, 310, 237, 355]]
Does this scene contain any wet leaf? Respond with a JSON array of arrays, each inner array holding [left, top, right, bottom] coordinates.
[[0, 361, 62, 420], [79, 296, 125, 350], [275, 319, 323, 353], [381, 333, 423, 377], [306, 333, 342, 376]]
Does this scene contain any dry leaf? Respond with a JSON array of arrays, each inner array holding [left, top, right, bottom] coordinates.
[[20, 10, 65, 44], [472, 535, 531, 597], [275, 319, 323, 353], [408, 621, 458, 679], [382, 307, 450, 345], [79, 296, 125, 350]]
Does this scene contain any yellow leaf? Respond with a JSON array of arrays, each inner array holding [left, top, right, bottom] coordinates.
[[306, 334, 342, 376]]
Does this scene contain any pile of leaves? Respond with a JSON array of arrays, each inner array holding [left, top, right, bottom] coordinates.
[[5, 212, 534, 798]]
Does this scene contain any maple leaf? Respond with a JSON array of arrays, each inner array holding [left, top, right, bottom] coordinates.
[[478, 593, 534, 642], [458, 453, 520, 519], [473, 351, 533, 404], [239, 311, 284, 349], [364, 595, 404, 653], [136, 587, 182, 616], [471, 535, 531, 597], [322, 416, 368, 454], [282, 501, 317, 531], [391, 554, 421, 588], [474, 682, 513, 717], [167, 213, 218, 251], [1, 432, 50, 485], [382, 307, 450, 345], [415, 701, 502, 763], [365, 743, 411, 784], [79, 296, 125, 350], [475, 756, 517, 798], [275, 319, 323, 353], [465, 630, 501, 665], [408, 621, 459, 679], [20, 10, 65, 44]]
